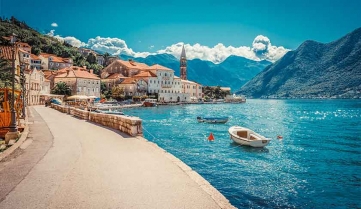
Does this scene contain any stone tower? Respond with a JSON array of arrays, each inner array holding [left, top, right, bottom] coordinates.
[[180, 45, 187, 80]]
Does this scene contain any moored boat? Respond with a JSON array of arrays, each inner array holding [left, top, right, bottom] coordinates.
[[94, 109, 124, 115], [228, 126, 271, 147], [143, 99, 157, 107], [197, 116, 229, 124]]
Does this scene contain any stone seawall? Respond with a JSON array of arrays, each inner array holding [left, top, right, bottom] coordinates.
[[50, 104, 142, 137]]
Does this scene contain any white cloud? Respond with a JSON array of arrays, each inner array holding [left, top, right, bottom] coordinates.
[[46, 30, 86, 48], [85, 36, 152, 57], [45, 31, 289, 63], [156, 36, 289, 63], [51, 23, 58, 27]]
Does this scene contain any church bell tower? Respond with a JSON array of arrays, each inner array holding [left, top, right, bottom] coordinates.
[[180, 45, 187, 80]]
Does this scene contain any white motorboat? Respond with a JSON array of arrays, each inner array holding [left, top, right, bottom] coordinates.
[[228, 126, 271, 147], [197, 116, 229, 124]]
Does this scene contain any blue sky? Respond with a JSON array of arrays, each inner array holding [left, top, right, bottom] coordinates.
[[1, 0, 360, 62]]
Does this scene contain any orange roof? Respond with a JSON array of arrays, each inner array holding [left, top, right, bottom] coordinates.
[[39, 53, 71, 63], [55, 66, 99, 80], [133, 71, 157, 78], [0, 46, 17, 60], [146, 64, 173, 71], [30, 54, 41, 60], [120, 77, 136, 84], [107, 73, 126, 79], [16, 42, 31, 48], [115, 59, 149, 70]]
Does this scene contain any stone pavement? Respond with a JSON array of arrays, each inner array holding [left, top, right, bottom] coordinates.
[[0, 106, 235, 209]]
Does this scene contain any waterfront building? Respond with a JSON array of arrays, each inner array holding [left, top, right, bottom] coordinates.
[[181, 79, 202, 102], [117, 77, 136, 97], [39, 53, 73, 70], [54, 66, 100, 97], [101, 72, 126, 91]]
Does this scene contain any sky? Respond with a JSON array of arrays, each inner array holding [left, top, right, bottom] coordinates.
[[1, 0, 360, 63]]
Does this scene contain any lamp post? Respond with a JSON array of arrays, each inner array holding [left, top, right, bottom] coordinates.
[[20, 65, 26, 118], [9, 34, 18, 132]]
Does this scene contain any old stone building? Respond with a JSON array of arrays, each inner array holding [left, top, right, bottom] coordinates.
[[54, 66, 100, 97]]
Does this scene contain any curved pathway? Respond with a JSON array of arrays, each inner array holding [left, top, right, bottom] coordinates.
[[0, 106, 234, 209]]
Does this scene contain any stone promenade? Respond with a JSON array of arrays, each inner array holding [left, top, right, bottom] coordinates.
[[0, 106, 235, 209]]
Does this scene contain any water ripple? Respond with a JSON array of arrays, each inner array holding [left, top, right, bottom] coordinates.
[[123, 99, 361, 209]]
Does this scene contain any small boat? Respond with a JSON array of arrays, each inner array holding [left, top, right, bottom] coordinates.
[[197, 116, 229, 124], [94, 109, 124, 115], [143, 99, 157, 107], [228, 126, 271, 147]]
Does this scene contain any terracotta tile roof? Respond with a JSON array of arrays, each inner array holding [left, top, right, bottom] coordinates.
[[106, 73, 126, 79], [16, 42, 31, 48], [146, 64, 173, 71], [55, 66, 100, 80], [133, 71, 157, 78], [39, 53, 72, 63], [115, 60, 149, 70], [120, 77, 136, 84], [30, 54, 41, 60], [0, 46, 15, 60]]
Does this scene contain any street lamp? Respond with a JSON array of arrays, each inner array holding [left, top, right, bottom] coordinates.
[[9, 33, 18, 133]]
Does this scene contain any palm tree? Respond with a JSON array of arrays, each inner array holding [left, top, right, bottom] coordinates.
[[51, 82, 72, 96]]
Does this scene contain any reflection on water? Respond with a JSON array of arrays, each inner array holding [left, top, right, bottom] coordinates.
[[123, 99, 361, 209]]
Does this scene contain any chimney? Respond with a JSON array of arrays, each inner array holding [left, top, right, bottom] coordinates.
[[83, 66, 87, 69], [90, 69, 93, 74], [66, 69, 70, 76]]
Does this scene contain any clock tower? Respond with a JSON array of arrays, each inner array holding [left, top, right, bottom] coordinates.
[[180, 45, 187, 80]]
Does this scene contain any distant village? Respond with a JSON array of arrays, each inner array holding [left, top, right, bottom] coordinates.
[[0, 36, 238, 106]]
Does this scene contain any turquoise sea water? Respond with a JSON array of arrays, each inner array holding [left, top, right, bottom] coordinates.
[[122, 100, 361, 209]]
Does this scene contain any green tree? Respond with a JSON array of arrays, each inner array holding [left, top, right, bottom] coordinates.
[[31, 47, 41, 55], [0, 57, 13, 87], [103, 52, 110, 66], [86, 53, 97, 64], [100, 82, 107, 95], [51, 82, 72, 96], [111, 85, 124, 100]]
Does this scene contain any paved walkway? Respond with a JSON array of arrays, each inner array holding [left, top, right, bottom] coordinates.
[[0, 106, 232, 209]]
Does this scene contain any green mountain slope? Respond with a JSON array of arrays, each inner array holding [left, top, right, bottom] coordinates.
[[237, 28, 361, 99]]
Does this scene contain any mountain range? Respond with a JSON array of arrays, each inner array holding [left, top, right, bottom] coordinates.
[[119, 54, 271, 92], [237, 28, 361, 99]]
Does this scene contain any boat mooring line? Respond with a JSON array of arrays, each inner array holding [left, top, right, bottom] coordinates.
[[142, 126, 157, 140]]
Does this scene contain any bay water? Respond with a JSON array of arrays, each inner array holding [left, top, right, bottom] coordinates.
[[123, 99, 361, 209]]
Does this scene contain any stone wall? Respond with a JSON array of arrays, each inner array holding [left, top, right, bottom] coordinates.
[[50, 104, 142, 136]]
